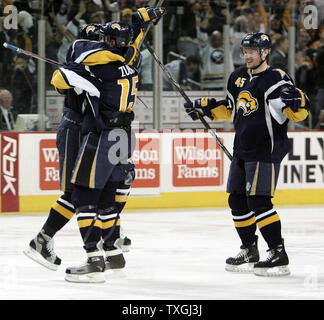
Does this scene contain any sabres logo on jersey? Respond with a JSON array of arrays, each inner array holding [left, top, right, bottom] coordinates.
[[236, 91, 258, 116]]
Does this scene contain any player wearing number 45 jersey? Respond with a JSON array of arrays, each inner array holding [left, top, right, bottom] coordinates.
[[184, 33, 309, 277]]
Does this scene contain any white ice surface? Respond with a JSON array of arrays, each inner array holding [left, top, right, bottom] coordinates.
[[1, 206, 324, 300]]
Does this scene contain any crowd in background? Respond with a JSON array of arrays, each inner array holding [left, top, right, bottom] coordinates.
[[1, 0, 324, 130]]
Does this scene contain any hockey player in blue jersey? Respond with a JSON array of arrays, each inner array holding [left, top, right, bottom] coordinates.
[[184, 33, 309, 277], [23, 23, 135, 273], [50, 6, 166, 283]]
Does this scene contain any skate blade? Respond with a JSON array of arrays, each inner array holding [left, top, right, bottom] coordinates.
[[225, 263, 255, 273], [254, 265, 291, 277], [23, 247, 59, 271], [114, 238, 131, 252], [65, 272, 105, 283], [121, 245, 131, 252]]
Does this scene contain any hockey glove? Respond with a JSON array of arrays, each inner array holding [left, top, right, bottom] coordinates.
[[280, 86, 309, 112], [184, 98, 217, 121], [132, 7, 167, 27]]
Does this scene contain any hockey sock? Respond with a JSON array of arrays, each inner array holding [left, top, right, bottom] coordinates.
[[229, 194, 257, 247], [232, 209, 257, 247], [114, 183, 131, 213], [99, 206, 120, 250], [255, 208, 282, 249], [42, 196, 75, 238], [76, 205, 102, 252]]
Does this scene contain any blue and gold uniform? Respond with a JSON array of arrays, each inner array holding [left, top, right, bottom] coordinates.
[[184, 32, 309, 276], [50, 12, 157, 260], [208, 66, 308, 162]]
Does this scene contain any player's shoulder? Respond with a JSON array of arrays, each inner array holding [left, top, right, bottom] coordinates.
[[231, 65, 247, 77], [267, 66, 293, 83]]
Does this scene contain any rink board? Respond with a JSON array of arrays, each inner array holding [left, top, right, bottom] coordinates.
[[0, 130, 324, 213]]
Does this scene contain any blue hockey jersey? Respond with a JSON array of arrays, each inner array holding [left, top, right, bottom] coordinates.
[[208, 66, 309, 162], [51, 22, 142, 133]]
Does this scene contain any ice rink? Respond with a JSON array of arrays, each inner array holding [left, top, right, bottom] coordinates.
[[1, 205, 324, 300]]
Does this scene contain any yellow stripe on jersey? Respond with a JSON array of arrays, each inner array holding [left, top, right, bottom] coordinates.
[[89, 134, 101, 189], [271, 163, 275, 197], [257, 213, 280, 229], [52, 202, 74, 220], [77, 218, 102, 229], [250, 162, 260, 196], [210, 105, 232, 121], [61, 129, 69, 192], [82, 50, 125, 66], [234, 216, 256, 228], [138, 8, 150, 22], [132, 29, 144, 49], [102, 218, 120, 230], [296, 88, 306, 107], [283, 107, 308, 122], [50, 70, 73, 89], [71, 135, 89, 184]]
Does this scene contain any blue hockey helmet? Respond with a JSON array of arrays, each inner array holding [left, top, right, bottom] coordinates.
[[80, 24, 102, 40], [99, 22, 134, 48], [241, 32, 272, 55]]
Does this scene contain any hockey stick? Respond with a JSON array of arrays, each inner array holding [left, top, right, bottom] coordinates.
[[3, 42, 151, 109], [3, 42, 61, 67], [144, 41, 233, 161], [138, 0, 165, 50]]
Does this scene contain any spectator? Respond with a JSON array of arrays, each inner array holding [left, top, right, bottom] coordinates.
[[55, 2, 69, 25], [198, 29, 234, 90], [120, 8, 133, 24], [0, 16, 15, 88], [269, 35, 289, 72], [269, 14, 287, 37], [57, 0, 87, 64], [139, 45, 153, 91], [163, 56, 200, 91], [0, 89, 16, 131], [163, 0, 198, 61], [314, 110, 324, 130], [313, 36, 324, 128], [203, 0, 227, 34], [11, 10, 36, 114], [231, 15, 248, 69]]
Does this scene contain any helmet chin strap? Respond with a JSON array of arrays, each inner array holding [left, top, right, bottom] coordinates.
[[251, 57, 266, 70]]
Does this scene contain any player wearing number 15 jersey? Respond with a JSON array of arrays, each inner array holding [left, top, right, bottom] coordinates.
[[51, 6, 166, 283]]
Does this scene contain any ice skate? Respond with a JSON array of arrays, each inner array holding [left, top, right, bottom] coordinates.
[[254, 242, 290, 277], [114, 236, 131, 252], [65, 252, 105, 283], [104, 248, 126, 270], [23, 230, 61, 271], [225, 236, 259, 273]]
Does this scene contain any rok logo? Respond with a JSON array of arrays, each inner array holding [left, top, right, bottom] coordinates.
[[39, 139, 60, 190], [1, 133, 19, 212]]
